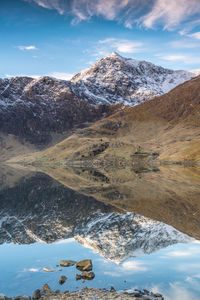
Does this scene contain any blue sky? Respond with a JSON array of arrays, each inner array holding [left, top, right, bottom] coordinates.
[[0, 0, 200, 79]]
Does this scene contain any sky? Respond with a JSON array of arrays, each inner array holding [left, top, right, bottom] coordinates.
[[0, 0, 200, 79]]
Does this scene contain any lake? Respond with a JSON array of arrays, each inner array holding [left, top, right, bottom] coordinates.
[[0, 164, 200, 299]]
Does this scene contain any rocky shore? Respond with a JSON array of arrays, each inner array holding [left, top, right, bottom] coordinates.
[[0, 285, 164, 300], [0, 259, 164, 299]]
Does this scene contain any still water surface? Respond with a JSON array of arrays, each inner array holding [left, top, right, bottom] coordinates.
[[0, 165, 200, 299]]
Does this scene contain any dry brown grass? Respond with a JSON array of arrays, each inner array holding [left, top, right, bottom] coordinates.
[[9, 75, 200, 164]]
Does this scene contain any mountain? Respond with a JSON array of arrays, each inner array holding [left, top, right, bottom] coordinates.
[[0, 170, 193, 262], [75, 212, 193, 263], [0, 76, 111, 146], [1, 53, 199, 161], [71, 52, 198, 105], [0, 171, 116, 244], [24, 74, 200, 164]]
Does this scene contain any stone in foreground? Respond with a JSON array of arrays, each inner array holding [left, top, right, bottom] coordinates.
[[60, 260, 76, 267], [43, 267, 56, 272], [76, 259, 92, 271], [59, 275, 67, 285], [76, 271, 95, 280]]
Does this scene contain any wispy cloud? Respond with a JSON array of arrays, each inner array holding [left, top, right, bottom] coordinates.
[[17, 45, 37, 51], [5, 74, 40, 78], [169, 40, 200, 49], [5, 72, 73, 80], [49, 72, 74, 80], [28, 0, 200, 32], [188, 32, 200, 40], [157, 54, 200, 65], [140, 0, 200, 30], [99, 38, 144, 54]]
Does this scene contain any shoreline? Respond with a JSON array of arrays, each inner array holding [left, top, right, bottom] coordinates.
[[0, 285, 164, 300]]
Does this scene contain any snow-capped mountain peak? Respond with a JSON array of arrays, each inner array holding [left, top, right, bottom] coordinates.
[[71, 52, 199, 105]]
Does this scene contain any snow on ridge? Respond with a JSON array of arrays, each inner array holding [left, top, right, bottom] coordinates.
[[0, 52, 200, 108], [74, 212, 194, 264]]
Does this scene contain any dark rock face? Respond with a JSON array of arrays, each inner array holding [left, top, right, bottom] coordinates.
[[0, 53, 197, 147], [0, 172, 114, 244], [71, 52, 196, 105], [0, 76, 109, 145]]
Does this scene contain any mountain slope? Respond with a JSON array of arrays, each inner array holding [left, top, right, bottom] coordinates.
[[18, 74, 200, 164], [71, 52, 197, 105], [1, 53, 199, 161]]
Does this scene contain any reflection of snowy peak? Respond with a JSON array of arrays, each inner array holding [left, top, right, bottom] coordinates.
[[0, 172, 194, 261], [74, 212, 194, 264], [71, 52, 198, 105]]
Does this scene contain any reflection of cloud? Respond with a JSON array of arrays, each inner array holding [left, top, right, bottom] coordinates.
[[167, 282, 197, 300], [104, 260, 147, 277], [22, 268, 40, 272], [165, 246, 200, 258], [166, 250, 193, 257], [176, 263, 200, 272], [121, 261, 147, 272], [104, 271, 121, 277], [151, 281, 198, 300], [53, 238, 75, 244]]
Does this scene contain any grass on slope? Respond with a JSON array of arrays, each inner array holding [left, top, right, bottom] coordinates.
[[8, 75, 200, 164]]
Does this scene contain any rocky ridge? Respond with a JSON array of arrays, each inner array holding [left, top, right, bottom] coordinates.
[[0, 53, 199, 148], [71, 52, 198, 105]]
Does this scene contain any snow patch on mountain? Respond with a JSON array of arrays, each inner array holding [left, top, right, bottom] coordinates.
[[74, 212, 194, 264], [71, 52, 199, 105]]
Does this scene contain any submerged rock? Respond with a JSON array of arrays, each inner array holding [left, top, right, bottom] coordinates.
[[76, 259, 92, 271], [59, 275, 67, 285], [43, 267, 56, 272]]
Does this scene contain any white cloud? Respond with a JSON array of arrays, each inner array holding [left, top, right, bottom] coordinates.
[[158, 54, 200, 65], [188, 32, 200, 40], [140, 0, 200, 30], [5, 74, 40, 79], [17, 45, 38, 51], [29, 0, 200, 32], [49, 72, 74, 80], [98, 38, 144, 54], [169, 40, 200, 49], [161, 55, 187, 61], [5, 72, 74, 80]]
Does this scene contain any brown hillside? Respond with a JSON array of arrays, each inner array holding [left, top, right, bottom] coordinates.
[[9, 75, 200, 164]]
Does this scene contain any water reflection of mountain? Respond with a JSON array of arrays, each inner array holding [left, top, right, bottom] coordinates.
[[32, 165, 200, 240], [0, 167, 194, 263]]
